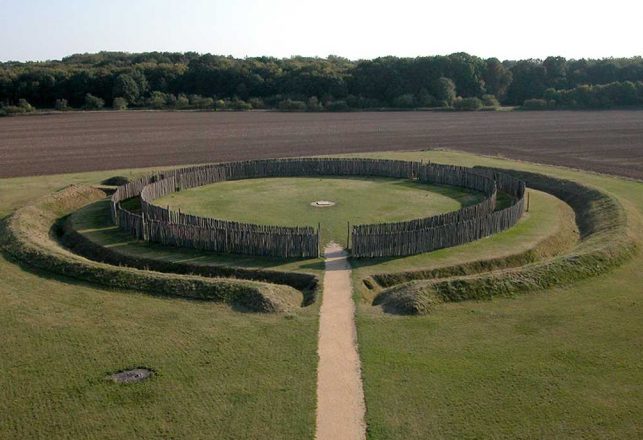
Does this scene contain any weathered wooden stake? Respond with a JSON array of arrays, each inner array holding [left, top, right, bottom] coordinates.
[[527, 191, 530, 212], [141, 212, 147, 241], [347, 221, 350, 250]]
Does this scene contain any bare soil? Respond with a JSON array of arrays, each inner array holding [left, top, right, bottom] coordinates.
[[1, 110, 642, 179], [316, 243, 366, 440]]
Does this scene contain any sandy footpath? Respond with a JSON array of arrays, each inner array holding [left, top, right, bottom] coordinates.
[[315, 243, 366, 440]]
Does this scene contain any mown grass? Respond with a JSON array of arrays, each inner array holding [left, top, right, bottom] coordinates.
[[0, 253, 318, 439], [351, 150, 643, 439], [154, 176, 483, 247]]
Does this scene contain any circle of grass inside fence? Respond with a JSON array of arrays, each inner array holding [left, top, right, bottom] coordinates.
[[110, 158, 526, 258], [154, 177, 482, 247]]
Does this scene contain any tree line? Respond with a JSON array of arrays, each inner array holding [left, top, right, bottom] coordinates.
[[1, 52, 642, 114]]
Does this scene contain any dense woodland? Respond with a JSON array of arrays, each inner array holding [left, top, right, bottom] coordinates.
[[1, 52, 642, 114]]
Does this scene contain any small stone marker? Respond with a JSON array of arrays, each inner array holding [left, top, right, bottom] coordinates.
[[109, 368, 153, 384], [311, 200, 336, 208]]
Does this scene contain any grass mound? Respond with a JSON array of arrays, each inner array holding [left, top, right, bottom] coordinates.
[[59, 200, 318, 299], [369, 212, 577, 288], [375, 171, 637, 314], [373, 281, 444, 315], [0, 185, 302, 313]]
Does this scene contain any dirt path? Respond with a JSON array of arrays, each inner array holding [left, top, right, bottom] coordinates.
[[315, 243, 366, 440]]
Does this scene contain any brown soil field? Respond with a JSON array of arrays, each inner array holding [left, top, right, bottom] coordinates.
[[0, 110, 641, 179]]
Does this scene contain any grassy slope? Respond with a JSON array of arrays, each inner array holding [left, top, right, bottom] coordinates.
[[352, 150, 643, 439], [0, 171, 318, 438], [155, 176, 483, 247]]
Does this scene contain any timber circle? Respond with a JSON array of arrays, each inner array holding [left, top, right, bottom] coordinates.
[[311, 200, 336, 207], [4, 154, 633, 317], [110, 158, 526, 258]]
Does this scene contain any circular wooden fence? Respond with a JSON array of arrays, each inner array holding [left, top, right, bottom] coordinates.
[[110, 158, 525, 258]]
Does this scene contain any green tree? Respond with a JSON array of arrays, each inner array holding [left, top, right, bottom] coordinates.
[[112, 97, 128, 110], [416, 89, 435, 107], [148, 91, 167, 109], [55, 98, 68, 110], [543, 56, 568, 88], [306, 96, 323, 111], [454, 97, 483, 111], [175, 94, 190, 109], [325, 100, 350, 111], [18, 98, 34, 111], [481, 94, 500, 108], [84, 93, 105, 109], [392, 94, 416, 108], [483, 58, 512, 101], [278, 99, 306, 111], [112, 74, 140, 103], [433, 77, 456, 107], [522, 98, 549, 110]]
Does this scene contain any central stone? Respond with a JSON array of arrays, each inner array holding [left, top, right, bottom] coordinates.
[[311, 200, 336, 208]]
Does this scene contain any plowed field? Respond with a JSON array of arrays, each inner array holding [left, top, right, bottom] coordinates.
[[1, 110, 641, 179]]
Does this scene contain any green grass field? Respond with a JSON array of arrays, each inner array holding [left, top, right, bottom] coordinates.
[[155, 176, 483, 247], [0, 150, 641, 439]]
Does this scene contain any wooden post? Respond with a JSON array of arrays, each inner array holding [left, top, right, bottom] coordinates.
[[113, 203, 119, 226], [346, 221, 350, 250], [318, 222, 321, 257], [527, 191, 530, 212], [141, 212, 147, 241]]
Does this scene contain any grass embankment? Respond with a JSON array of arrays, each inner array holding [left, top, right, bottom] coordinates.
[[1, 185, 302, 313], [0, 173, 319, 438], [351, 150, 643, 439], [373, 168, 635, 314], [61, 201, 319, 304], [353, 188, 577, 295], [154, 176, 484, 247]]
